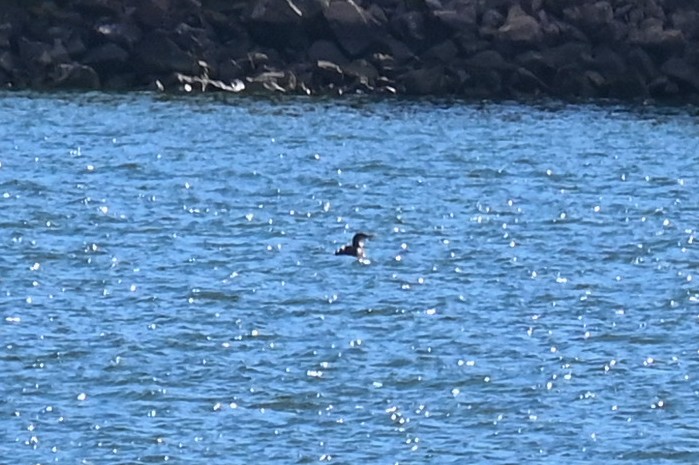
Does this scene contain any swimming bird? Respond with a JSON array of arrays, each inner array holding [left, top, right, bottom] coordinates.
[[335, 232, 372, 259]]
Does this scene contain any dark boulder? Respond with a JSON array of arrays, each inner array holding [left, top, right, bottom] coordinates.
[[508, 66, 549, 94], [390, 10, 429, 52], [103, 73, 138, 91], [590, 45, 628, 80], [649, 75, 679, 97], [71, 0, 124, 17], [627, 46, 659, 80], [134, 31, 197, 74], [83, 43, 131, 73], [308, 39, 349, 65], [323, 0, 385, 56], [479, 8, 505, 38], [540, 41, 592, 70], [628, 19, 686, 54], [314, 59, 344, 87], [0, 23, 12, 48], [466, 49, 512, 71], [95, 21, 143, 50], [561, 2, 624, 43], [0, 50, 16, 74], [64, 31, 87, 57], [342, 58, 379, 84], [18, 38, 52, 67], [249, 0, 324, 26], [661, 57, 699, 92], [132, 0, 203, 30], [18, 38, 70, 69], [421, 39, 459, 65], [50, 63, 100, 89], [246, 0, 325, 49], [670, 9, 699, 40], [453, 30, 489, 55], [496, 4, 542, 46], [215, 58, 245, 82], [400, 65, 450, 95], [515, 50, 555, 83], [479, 0, 513, 14], [375, 36, 416, 65], [429, 0, 478, 34], [172, 22, 214, 53], [552, 65, 596, 98], [462, 68, 503, 98], [541, 13, 588, 43]]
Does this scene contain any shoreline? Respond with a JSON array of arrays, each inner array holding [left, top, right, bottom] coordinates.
[[2, 0, 699, 102]]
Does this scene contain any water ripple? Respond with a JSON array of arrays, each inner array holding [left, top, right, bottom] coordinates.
[[1, 94, 698, 464]]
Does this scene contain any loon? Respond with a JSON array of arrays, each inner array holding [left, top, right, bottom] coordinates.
[[335, 232, 372, 259]]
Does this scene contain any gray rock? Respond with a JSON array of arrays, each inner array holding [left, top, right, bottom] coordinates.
[[466, 49, 511, 70], [65, 32, 87, 57], [543, 14, 588, 43], [324, 0, 383, 56], [421, 39, 458, 64], [377, 37, 416, 65], [134, 31, 197, 74], [508, 67, 549, 94], [172, 23, 213, 52], [661, 56, 699, 91], [670, 9, 699, 40], [453, 32, 488, 55], [0, 50, 15, 74], [515, 50, 555, 80], [390, 10, 428, 51], [571, 1, 627, 43], [83, 43, 130, 72], [649, 75, 679, 97], [481, 9, 504, 29], [541, 42, 592, 69], [590, 46, 628, 79], [627, 46, 659, 79], [314, 59, 344, 85], [478, 0, 512, 14], [400, 65, 447, 94], [426, 0, 477, 33], [132, 0, 174, 29], [496, 5, 542, 44], [95, 22, 143, 50], [247, 0, 325, 49], [432, 8, 477, 34], [216, 58, 245, 82], [685, 44, 699, 67], [628, 19, 686, 53], [552, 65, 595, 98], [0, 23, 12, 49], [342, 58, 379, 83], [18, 38, 70, 68], [607, 71, 648, 99], [250, 0, 325, 24], [369, 52, 396, 74], [308, 39, 348, 65], [72, 0, 124, 17], [463, 68, 502, 97], [50, 63, 100, 89], [18, 38, 52, 67], [103, 73, 138, 90]]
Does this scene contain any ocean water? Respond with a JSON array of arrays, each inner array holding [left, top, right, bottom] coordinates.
[[1, 92, 699, 464]]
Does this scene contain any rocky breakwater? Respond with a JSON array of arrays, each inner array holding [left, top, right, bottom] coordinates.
[[1, 0, 699, 100]]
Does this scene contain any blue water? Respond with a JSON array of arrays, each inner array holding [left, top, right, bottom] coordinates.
[[2, 93, 699, 464]]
